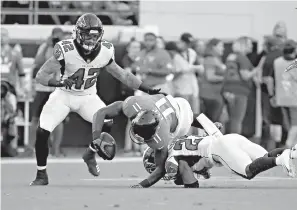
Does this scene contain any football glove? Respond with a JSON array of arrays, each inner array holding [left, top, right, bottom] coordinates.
[[61, 78, 75, 89]]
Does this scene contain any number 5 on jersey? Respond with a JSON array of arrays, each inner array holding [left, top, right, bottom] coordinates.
[[68, 68, 100, 90]]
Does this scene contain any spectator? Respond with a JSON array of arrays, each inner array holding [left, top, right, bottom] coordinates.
[[1, 80, 18, 157], [175, 33, 204, 114], [134, 32, 174, 95], [121, 39, 143, 156], [271, 40, 297, 148], [27, 27, 65, 157], [273, 21, 287, 45], [222, 36, 256, 134], [156, 36, 166, 49], [1, 28, 27, 97], [192, 39, 206, 65], [63, 31, 73, 40], [199, 38, 225, 122], [260, 36, 284, 149]]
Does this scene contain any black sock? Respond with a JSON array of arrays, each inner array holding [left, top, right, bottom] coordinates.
[[265, 148, 286, 157], [184, 181, 199, 188], [35, 126, 50, 168], [246, 156, 276, 179]]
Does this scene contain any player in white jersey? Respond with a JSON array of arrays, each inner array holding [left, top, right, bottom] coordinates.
[[144, 129, 297, 188], [30, 13, 161, 186]]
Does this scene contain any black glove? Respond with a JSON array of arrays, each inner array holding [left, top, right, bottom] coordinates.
[[139, 83, 161, 95], [214, 122, 223, 130], [147, 88, 161, 95], [61, 78, 75, 89]]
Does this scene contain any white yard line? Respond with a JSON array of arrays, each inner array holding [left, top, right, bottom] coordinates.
[[80, 176, 296, 182], [1, 157, 142, 164]]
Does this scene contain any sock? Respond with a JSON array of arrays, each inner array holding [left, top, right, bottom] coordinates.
[[184, 181, 199, 188], [35, 126, 50, 170], [246, 156, 276, 179], [266, 148, 286, 157]]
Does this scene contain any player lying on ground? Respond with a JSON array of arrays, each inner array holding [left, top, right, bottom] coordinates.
[[82, 93, 222, 188], [143, 132, 297, 188], [30, 13, 161, 186]]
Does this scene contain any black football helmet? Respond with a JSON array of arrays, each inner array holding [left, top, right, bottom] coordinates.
[[75, 13, 104, 52], [130, 110, 160, 144], [142, 147, 173, 181]]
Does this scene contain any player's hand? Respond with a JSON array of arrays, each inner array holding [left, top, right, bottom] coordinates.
[[130, 184, 144, 188], [147, 88, 161, 95], [61, 78, 75, 89], [214, 122, 223, 130]]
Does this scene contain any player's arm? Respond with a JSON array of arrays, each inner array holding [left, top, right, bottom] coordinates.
[[178, 159, 199, 188], [36, 56, 64, 87], [13, 50, 26, 90], [191, 114, 223, 130], [36, 43, 65, 87], [36, 43, 74, 89], [105, 59, 161, 94], [92, 101, 124, 141], [135, 147, 168, 188]]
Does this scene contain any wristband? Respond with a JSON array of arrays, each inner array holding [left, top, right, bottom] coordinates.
[[139, 179, 151, 188]]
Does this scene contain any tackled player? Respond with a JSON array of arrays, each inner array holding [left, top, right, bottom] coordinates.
[[143, 120, 297, 188], [82, 93, 222, 188], [30, 13, 161, 186]]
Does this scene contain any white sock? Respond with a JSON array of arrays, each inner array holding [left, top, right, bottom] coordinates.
[[37, 166, 46, 170], [275, 153, 284, 166], [291, 146, 297, 159]]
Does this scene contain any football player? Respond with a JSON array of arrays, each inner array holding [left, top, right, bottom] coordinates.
[[143, 132, 297, 188], [30, 13, 160, 186], [82, 93, 220, 188]]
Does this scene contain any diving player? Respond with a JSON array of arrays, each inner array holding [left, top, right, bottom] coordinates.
[[82, 94, 218, 188]]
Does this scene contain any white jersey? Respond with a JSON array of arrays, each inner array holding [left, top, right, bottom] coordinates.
[[53, 39, 114, 95], [168, 135, 212, 159]]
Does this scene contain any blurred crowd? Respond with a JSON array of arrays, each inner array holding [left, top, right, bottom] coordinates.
[[1, 20, 297, 158], [118, 21, 297, 156], [1, 1, 139, 25]]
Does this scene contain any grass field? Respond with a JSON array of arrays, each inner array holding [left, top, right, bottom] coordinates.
[[2, 157, 297, 210]]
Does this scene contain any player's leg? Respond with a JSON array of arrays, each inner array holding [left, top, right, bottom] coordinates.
[[165, 156, 199, 188], [211, 135, 253, 178], [30, 90, 70, 186], [178, 159, 199, 188], [218, 134, 296, 179], [172, 97, 194, 137], [77, 94, 107, 176], [233, 133, 296, 177]]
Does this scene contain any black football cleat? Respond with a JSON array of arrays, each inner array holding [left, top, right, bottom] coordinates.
[[30, 169, 49, 186], [82, 147, 100, 177]]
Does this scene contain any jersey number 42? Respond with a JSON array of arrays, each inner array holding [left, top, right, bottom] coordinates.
[[68, 68, 100, 90]]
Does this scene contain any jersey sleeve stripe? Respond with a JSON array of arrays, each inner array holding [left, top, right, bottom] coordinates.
[[132, 105, 139, 112], [155, 97, 166, 108], [162, 107, 174, 118], [135, 103, 141, 110]]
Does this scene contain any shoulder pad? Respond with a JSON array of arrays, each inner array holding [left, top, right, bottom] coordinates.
[[53, 42, 64, 61], [101, 40, 114, 50]]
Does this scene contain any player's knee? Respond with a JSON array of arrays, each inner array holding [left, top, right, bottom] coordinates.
[[165, 157, 178, 179]]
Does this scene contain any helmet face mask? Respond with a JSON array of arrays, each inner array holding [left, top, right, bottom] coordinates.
[[75, 13, 104, 53], [130, 110, 160, 144]]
